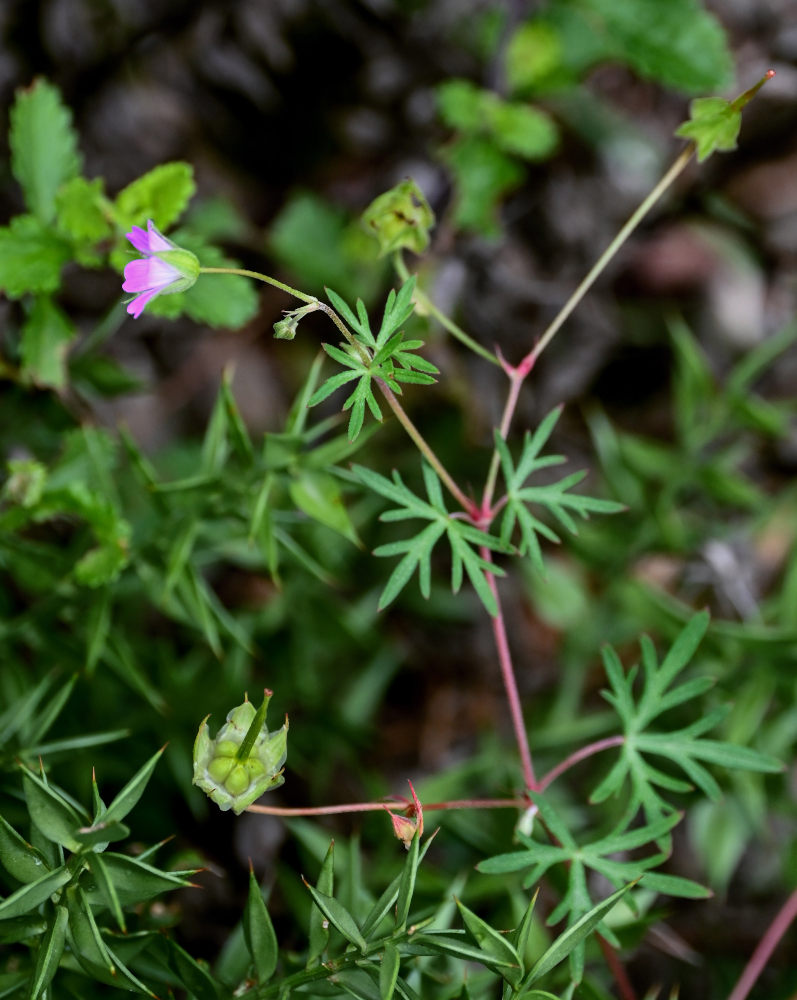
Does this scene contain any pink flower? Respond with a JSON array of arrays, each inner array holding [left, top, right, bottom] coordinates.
[[122, 220, 199, 318]]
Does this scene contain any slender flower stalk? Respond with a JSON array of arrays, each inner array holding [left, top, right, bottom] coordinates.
[[394, 252, 500, 366], [379, 383, 475, 515], [727, 887, 797, 1000], [200, 266, 469, 509], [247, 795, 527, 817], [520, 142, 695, 374], [537, 735, 626, 791], [477, 143, 697, 522], [198, 265, 316, 304]]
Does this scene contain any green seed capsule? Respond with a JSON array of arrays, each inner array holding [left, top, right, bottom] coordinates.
[[245, 759, 265, 778], [207, 758, 235, 784], [225, 764, 250, 796], [215, 740, 239, 758]]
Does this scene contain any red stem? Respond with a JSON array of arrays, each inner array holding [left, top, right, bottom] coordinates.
[[727, 887, 797, 1000], [481, 546, 537, 791], [247, 796, 528, 817], [537, 735, 625, 791], [598, 934, 637, 1000]]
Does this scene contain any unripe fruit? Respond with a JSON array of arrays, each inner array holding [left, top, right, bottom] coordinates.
[[207, 757, 235, 784], [225, 764, 250, 796]]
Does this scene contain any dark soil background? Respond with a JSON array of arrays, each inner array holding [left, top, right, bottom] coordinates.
[[2, 1, 796, 997]]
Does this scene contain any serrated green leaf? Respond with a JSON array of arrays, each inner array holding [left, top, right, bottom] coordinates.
[[10, 79, 81, 224], [581, 0, 732, 95], [20, 296, 75, 389], [487, 101, 558, 160], [0, 215, 70, 298], [244, 868, 278, 983], [114, 162, 195, 230], [505, 22, 563, 94], [55, 176, 112, 243], [442, 135, 525, 236]]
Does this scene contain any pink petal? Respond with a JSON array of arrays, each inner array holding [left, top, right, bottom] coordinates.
[[145, 220, 175, 252], [126, 288, 161, 318], [126, 220, 175, 255], [123, 257, 181, 293], [126, 225, 154, 254]]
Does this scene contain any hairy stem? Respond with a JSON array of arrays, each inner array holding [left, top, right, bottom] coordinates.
[[522, 142, 695, 370], [537, 734, 626, 791], [598, 934, 638, 1000], [727, 887, 797, 1000], [247, 796, 528, 817], [480, 546, 536, 791], [379, 382, 475, 514], [477, 143, 696, 526], [481, 365, 525, 514], [394, 252, 500, 365], [199, 266, 316, 304], [199, 266, 372, 361]]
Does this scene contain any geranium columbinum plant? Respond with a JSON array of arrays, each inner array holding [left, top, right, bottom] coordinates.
[[123, 219, 199, 317]]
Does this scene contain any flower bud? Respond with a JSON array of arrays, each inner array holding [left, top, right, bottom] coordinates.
[[192, 692, 288, 815], [273, 301, 320, 341], [386, 780, 424, 849]]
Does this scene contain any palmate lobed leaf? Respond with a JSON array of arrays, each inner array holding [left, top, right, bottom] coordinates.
[[354, 462, 509, 616], [593, 614, 784, 825], [495, 409, 624, 571], [479, 796, 707, 982]]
